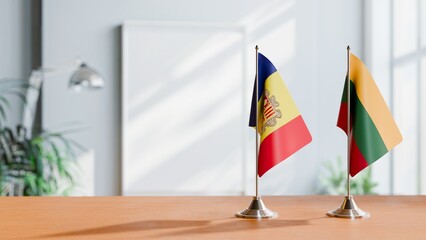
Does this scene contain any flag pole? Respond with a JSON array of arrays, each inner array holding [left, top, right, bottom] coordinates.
[[255, 45, 259, 198], [346, 45, 351, 198], [327, 46, 369, 219], [236, 45, 277, 219]]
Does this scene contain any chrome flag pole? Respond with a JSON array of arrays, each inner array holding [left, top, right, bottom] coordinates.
[[236, 45, 277, 219], [327, 46, 369, 219], [256, 44, 260, 199]]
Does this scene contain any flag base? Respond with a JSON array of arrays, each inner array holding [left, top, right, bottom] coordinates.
[[327, 195, 370, 219], [236, 196, 278, 219]]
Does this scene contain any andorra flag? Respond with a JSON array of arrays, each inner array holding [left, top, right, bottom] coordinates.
[[249, 53, 312, 177], [337, 52, 402, 176]]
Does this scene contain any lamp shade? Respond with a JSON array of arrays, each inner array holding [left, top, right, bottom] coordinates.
[[69, 63, 104, 90]]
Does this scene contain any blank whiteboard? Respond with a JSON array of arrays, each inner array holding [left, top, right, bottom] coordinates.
[[121, 21, 248, 195]]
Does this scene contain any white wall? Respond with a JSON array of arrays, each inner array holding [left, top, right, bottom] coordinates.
[[42, 0, 363, 195], [315, 0, 364, 191], [0, 0, 32, 127]]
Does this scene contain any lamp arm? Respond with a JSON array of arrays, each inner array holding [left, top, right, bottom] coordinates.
[[34, 60, 81, 76], [21, 72, 43, 137], [21, 60, 103, 136], [21, 60, 81, 136]]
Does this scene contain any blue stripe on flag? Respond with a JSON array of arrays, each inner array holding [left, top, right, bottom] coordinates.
[[249, 53, 277, 127]]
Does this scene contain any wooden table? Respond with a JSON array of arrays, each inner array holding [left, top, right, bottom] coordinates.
[[1, 196, 425, 239]]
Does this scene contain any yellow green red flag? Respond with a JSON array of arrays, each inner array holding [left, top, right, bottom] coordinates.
[[337, 52, 403, 176]]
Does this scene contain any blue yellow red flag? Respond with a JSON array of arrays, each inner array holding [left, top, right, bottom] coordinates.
[[249, 53, 312, 177]]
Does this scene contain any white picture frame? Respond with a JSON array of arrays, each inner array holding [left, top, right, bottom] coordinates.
[[121, 21, 249, 195]]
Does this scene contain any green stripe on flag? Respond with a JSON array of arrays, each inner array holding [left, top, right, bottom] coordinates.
[[352, 88, 389, 164]]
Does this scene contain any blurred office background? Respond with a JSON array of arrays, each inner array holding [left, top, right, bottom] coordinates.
[[0, 0, 424, 196]]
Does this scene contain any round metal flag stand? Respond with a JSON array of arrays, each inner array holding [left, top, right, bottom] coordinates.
[[327, 195, 370, 219], [236, 196, 277, 219]]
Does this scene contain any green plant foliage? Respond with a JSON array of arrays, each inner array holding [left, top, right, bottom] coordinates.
[[319, 156, 378, 195], [0, 126, 81, 196], [0, 79, 31, 127], [0, 78, 81, 196]]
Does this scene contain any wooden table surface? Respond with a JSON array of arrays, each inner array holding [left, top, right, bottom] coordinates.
[[1, 196, 425, 240]]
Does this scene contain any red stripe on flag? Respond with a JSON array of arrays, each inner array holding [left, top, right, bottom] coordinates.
[[265, 111, 274, 119], [265, 106, 273, 114], [337, 102, 349, 134], [258, 115, 312, 177], [350, 137, 369, 176], [338, 103, 369, 176]]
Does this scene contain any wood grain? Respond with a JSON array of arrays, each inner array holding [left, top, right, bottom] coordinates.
[[0, 196, 425, 239]]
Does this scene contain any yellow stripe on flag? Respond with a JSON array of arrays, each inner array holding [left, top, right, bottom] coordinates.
[[349, 53, 402, 150], [257, 71, 300, 142]]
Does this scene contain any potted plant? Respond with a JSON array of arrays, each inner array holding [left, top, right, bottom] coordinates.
[[0, 79, 81, 196], [318, 156, 378, 195]]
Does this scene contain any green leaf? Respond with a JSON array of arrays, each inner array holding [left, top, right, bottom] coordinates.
[[0, 105, 7, 122], [0, 96, 11, 108], [0, 90, 27, 104], [24, 173, 38, 196]]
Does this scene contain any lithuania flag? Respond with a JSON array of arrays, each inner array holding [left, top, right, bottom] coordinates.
[[337, 52, 402, 177], [249, 53, 312, 177]]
